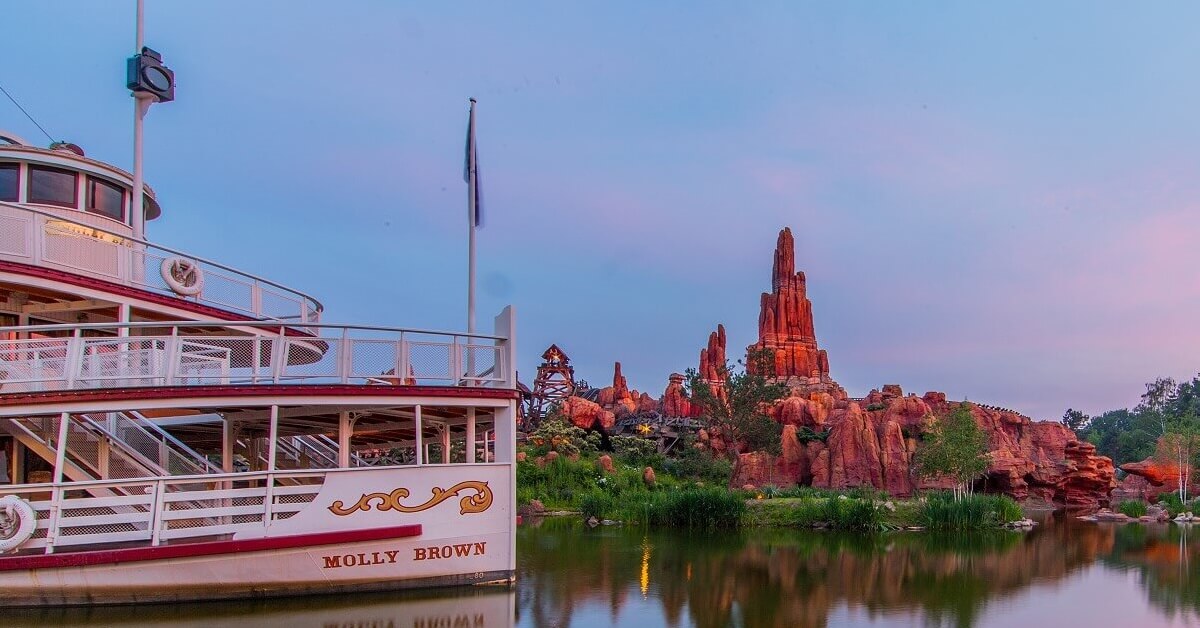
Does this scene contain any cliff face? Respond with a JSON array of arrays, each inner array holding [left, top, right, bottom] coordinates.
[[728, 227, 1116, 512], [731, 386, 1117, 511]]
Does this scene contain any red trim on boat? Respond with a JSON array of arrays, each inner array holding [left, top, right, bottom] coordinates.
[[0, 524, 422, 571], [0, 384, 521, 406]]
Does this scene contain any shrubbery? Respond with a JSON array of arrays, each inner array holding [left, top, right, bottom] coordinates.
[[917, 493, 1023, 530], [1117, 500, 1148, 518]]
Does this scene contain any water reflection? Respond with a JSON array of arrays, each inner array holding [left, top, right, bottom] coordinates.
[[516, 516, 1200, 627], [5, 518, 1197, 627], [9, 587, 515, 628]]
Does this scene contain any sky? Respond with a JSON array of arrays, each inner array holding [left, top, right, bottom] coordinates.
[[3, 2, 1199, 420]]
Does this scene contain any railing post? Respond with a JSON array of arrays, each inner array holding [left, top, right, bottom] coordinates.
[[64, 329, 83, 389], [338, 327, 351, 384], [251, 281, 263, 319], [271, 327, 286, 384], [451, 337, 462, 386], [149, 479, 167, 546], [163, 328, 180, 386], [398, 333, 409, 384], [44, 483, 64, 555]]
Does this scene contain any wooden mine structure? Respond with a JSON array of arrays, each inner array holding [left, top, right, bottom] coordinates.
[[527, 344, 576, 425]]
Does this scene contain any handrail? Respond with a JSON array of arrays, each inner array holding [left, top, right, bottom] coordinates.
[[0, 200, 324, 320], [0, 319, 506, 341], [121, 411, 222, 475], [0, 319, 512, 393]]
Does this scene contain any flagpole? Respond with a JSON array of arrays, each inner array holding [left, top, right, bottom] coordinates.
[[467, 97, 478, 337]]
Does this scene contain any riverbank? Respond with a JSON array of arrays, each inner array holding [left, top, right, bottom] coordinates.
[[517, 451, 1028, 531]]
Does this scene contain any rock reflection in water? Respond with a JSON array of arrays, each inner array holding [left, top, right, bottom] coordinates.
[[516, 516, 1199, 627]]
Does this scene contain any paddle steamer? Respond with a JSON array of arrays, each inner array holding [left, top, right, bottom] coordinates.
[[0, 128, 518, 605]]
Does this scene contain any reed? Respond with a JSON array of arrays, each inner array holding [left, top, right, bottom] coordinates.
[[918, 493, 1023, 530], [1117, 500, 1148, 518]]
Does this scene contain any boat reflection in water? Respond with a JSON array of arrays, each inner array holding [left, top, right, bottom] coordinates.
[[9, 516, 1197, 627], [9, 587, 516, 628], [517, 515, 1199, 628]]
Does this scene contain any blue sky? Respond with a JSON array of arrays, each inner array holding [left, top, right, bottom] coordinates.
[[4, 2, 1200, 419]]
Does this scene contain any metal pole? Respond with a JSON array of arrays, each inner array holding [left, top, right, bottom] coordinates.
[[131, 0, 151, 242], [466, 407, 476, 464], [467, 98, 477, 336], [51, 412, 70, 484]]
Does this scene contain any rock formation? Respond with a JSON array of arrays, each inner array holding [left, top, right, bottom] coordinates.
[[1119, 459, 1198, 500], [559, 396, 615, 432], [746, 228, 832, 386], [538, 226, 1118, 512], [731, 384, 1117, 511]]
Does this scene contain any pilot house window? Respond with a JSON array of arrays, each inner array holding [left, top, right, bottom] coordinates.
[[0, 164, 17, 202], [27, 166, 77, 208], [87, 177, 125, 222]]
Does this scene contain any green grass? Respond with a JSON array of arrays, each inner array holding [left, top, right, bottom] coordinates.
[[917, 493, 1023, 530], [1117, 500, 1148, 518]]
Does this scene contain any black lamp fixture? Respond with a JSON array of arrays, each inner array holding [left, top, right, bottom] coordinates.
[[126, 46, 174, 103]]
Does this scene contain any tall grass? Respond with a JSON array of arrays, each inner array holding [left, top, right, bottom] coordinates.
[[821, 497, 885, 532], [918, 493, 1023, 530], [1117, 500, 1148, 518], [621, 487, 745, 530]]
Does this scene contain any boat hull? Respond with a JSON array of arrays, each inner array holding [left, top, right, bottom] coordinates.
[[0, 528, 513, 606]]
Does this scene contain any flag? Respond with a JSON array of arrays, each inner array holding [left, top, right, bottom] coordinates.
[[464, 99, 482, 227]]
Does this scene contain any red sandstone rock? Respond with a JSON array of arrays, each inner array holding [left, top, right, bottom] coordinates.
[[559, 396, 616, 431], [732, 392, 1117, 512], [746, 228, 830, 380], [598, 454, 614, 474], [1121, 459, 1198, 499], [661, 373, 697, 418], [643, 467, 657, 487], [699, 324, 728, 382]]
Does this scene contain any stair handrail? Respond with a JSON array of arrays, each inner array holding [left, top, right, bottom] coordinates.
[[122, 411, 222, 475]]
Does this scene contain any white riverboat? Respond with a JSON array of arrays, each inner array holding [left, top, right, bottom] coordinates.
[[0, 130, 518, 605]]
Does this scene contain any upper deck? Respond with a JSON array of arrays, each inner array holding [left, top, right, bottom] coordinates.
[[0, 137, 323, 323]]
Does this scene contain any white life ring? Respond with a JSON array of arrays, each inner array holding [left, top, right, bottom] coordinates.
[[0, 495, 36, 552], [161, 257, 204, 296]]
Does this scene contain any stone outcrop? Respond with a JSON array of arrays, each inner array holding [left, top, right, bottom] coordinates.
[[661, 373, 698, 418], [1120, 459, 1198, 500], [559, 396, 615, 432], [746, 228, 831, 384], [699, 324, 727, 383], [732, 386, 1117, 511]]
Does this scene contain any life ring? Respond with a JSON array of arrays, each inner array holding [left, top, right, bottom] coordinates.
[[0, 495, 36, 552], [161, 257, 204, 296]]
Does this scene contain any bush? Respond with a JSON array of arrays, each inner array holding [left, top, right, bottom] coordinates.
[[1157, 492, 1186, 517], [626, 487, 745, 530], [821, 497, 884, 532], [1117, 500, 1148, 518], [918, 493, 1023, 530], [579, 489, 615, 520]]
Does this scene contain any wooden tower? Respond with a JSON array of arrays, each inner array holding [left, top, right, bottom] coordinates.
[[528, 344, 576, 424]]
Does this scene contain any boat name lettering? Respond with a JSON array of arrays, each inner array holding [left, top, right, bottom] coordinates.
[[328, 481, 493, 516], [414, 542, 486, 561], [321, 550, 401, 569]]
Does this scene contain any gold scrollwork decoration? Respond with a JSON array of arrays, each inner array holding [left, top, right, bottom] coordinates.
[[328, 480, 493, 517]]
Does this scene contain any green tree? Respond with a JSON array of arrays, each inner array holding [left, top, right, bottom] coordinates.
[[914, 403, 990, 501], [1155, 415, 1200, 502], [685, 349, 789, 456], [1061, 408, 1090, 433]]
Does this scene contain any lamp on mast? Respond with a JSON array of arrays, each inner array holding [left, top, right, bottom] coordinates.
[[126, 0, 174, 242]]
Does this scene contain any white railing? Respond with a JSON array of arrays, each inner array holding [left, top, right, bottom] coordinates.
[[1, 469, 327, 552], [0, 320, 511, 393], [0, 201, 323, 323]]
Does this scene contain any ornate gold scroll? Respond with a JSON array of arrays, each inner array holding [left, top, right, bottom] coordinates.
[[328, 481, 493, 517]]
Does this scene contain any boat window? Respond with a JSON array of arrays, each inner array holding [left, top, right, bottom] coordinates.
[[0, 163, 17, 201], [27, 165, 78, 208], [86, 176, 125, 222]]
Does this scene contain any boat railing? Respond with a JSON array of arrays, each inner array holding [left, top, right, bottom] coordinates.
[[0, 201, 324, 323], [0, 319, 512, 394], [1, 463, 509, 554]]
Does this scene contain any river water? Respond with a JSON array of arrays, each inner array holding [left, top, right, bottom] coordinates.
[[11, 514, 1199, 627]]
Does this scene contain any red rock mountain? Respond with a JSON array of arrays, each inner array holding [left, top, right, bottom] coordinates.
[[553, 226, 1117, 512]]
